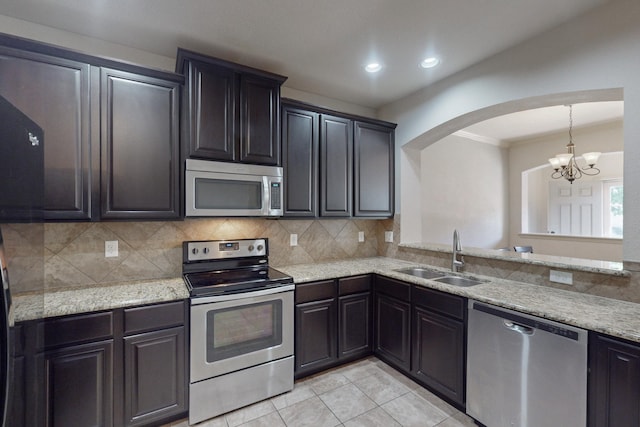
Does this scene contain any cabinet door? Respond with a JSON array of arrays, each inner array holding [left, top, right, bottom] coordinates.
[[295, 299, 337, 377], [375, 294, 411, 372], [412, 306, 465, 406], [101, 68, 180, 219], [0, 48, 92, 220], [589, 333, 640, 427], [353, 121, 394, 217], [240, 75, 281, 165], [185, 60, 237, 161], [44, 340, 113, 427], [338, 292, 371, 360], [282, 105, 319, 216], [320, 114, 352, 217], [124, 327, 186, 426]]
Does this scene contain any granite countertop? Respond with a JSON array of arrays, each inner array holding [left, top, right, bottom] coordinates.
[[278, 257, 640, 344], [400, 242, 627, 276], [13, 256, 640, 344], [12, 277, 189, 323]]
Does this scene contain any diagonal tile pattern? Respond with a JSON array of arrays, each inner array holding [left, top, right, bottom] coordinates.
[[162, 357, 477, 427], [3, 217, 386, 293]]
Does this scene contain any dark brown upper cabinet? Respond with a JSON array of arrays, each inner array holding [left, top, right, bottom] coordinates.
[[354, 121, 395, 217], [320, 114, 353, 217], [0, 34, 184, 221], [281, 99, 396, 218], [177, 48, 287, 166], [100, 68, 181, 220], [0, 46, 92, 220], [282, 105, 319, 216]]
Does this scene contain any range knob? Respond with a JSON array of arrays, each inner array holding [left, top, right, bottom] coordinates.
[[257, 244, 264, 252], [191, 248, 199, 255], [202, 247, 210, 254], [248, 245, 255, 252]]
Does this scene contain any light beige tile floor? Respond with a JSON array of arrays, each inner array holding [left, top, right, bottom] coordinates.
[[164, 357, 477, 427]]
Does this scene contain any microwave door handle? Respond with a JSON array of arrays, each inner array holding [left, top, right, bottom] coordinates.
[[262, 176, 270, 215]]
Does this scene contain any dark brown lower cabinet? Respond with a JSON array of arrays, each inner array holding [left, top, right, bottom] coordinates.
[[374, 276, 411, 372], [338, 292, 371, 360], [295, 298, 337, 376], [295, 275, 372, 378], [8, 324, 27, 427], [44, 340, 114, 427], [124, 327, 186, 426], [294, 279, 337, 377], [411, 285, 466, 408], [412, 307, 465, 406], [589, 332, 640, 427], [14, 300, 187, 427]]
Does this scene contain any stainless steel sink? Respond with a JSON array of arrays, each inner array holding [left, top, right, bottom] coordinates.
[[434, 276, 485, 287], [394, 267, 446, 280]]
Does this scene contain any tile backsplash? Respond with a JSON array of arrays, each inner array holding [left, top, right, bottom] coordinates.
[[3, 217, 395, 293], [5, 214, 639, 305]]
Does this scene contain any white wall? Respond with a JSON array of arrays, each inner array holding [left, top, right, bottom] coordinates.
[[510, 120, 623, 228], [420, 134, 509, 248], [379, 0, 640, 265], [510, 121, 624, 262]]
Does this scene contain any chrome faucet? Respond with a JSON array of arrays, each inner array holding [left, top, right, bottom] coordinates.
[[452, 229, 464, 272]]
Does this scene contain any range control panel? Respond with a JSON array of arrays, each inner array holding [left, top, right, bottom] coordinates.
[[185, 238, 267, 262]]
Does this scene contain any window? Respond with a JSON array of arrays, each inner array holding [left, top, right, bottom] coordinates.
[[603, 180, 623, 237]]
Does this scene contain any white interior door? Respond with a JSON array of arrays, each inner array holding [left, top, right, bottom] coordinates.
[[548, 180, 602, 236]]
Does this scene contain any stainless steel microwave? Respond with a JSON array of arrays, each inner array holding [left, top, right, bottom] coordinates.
[[185, 159, 283, 217]]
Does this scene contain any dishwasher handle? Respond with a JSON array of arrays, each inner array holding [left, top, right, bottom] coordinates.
[[503, 320, 534, 335], [471, 301, 583, 341]]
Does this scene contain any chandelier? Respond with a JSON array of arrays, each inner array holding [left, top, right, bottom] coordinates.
[[548, 105, 600, 184]]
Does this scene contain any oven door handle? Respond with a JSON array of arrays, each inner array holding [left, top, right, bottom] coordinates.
[[190, 283, 295, 305]]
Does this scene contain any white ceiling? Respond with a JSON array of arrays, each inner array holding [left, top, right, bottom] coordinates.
[[461, 101, 624, 144], [0, 0, 612, 109]]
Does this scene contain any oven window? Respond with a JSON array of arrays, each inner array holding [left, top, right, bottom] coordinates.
[[195, 178, 262, 210], [206, 300, 282, 362]]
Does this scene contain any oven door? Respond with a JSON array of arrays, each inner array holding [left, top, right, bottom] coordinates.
[[190, 285, 294, 383]]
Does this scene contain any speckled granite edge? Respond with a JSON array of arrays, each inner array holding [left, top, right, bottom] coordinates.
[[400, 242, 628, 276], [279, 257, 640, 344], [13, 278, 188, 322]]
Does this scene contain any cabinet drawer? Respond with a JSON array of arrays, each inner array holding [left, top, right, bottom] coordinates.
[[296, 280, 336, 304], [412, 286, 465, 320], [339, 275, 371, 296], [43, 311, 114, 349], [374, 276, 411, 302], [124, 301, 186, 335]]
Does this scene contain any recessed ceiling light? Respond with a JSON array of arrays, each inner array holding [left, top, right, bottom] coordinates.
[[365, 62, 382, 73], [420, 57, 440, 69]]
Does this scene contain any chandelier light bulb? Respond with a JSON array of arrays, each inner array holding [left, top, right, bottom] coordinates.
[[582, 152, 601, 166], [549, 104, 601, 184]]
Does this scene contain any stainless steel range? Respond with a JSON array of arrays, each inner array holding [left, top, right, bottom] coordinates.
[[183, 238, 294, 425]]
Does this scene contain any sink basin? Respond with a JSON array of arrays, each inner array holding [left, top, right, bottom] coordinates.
[[394, 267, 446, 280], [434, 276, 485, 287]]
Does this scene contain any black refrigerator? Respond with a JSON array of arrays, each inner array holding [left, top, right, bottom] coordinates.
[[0, 94, 44, 427]]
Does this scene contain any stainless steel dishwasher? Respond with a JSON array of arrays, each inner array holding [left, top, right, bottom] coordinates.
[[466, 300, 587, 427]]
